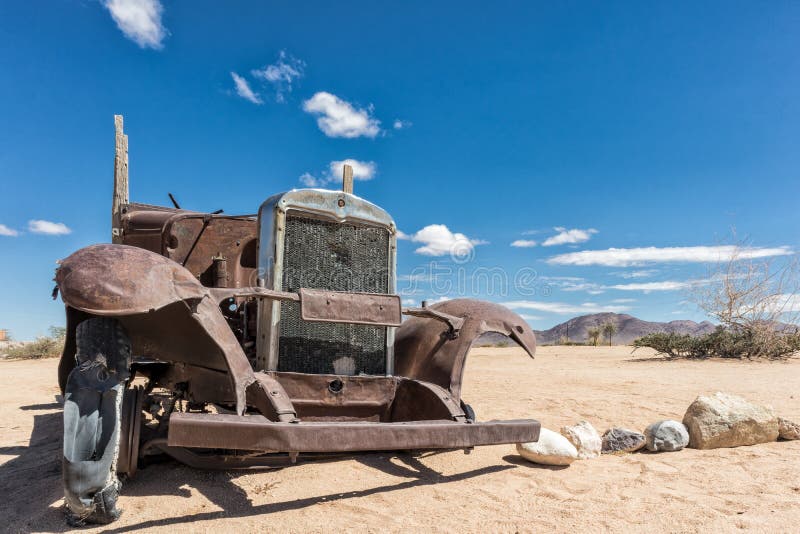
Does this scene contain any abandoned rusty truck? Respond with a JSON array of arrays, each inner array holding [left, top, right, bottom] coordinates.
[[55, 116, 540, 524]]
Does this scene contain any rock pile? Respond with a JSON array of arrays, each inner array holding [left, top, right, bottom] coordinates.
[[515, 391, 797, 467]]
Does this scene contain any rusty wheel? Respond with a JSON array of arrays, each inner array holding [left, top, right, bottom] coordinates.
[[118, 385, 145, 478]]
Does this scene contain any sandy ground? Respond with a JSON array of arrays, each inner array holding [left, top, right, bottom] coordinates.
[[1, 346, 799, 533]]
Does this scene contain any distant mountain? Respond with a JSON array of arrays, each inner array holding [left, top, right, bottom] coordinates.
[[476, 313, 717, 346]]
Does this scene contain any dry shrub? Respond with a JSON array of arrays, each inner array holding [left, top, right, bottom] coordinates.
[[5, 326, 66, 360], [634, 326, 800, 360]]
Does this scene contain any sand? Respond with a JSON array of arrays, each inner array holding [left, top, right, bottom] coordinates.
[[1, 346, 799, 533]]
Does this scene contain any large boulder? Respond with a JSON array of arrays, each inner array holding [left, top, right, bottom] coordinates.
[[560, 420, 602, 459], [778, 417, 800, 440], [602, 428, 646, 453], [682, 392, 779, 449], [645, 420, 689, 452], [516, 428, 578, 466]]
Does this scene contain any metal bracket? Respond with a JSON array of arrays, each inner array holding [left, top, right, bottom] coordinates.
[[402, 307, 465, 339]]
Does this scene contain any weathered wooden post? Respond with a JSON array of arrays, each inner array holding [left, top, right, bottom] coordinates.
[[342, 163, 353, 194], [111, 115, 129, 244]]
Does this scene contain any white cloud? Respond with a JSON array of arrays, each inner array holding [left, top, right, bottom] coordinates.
[[764, 293, 800, 313], [511, 239, 537, 248], [393, 119, 412, 130], [251, 51, 305, 103], [408, 224, 486, 257], [502, 300, 632, 315], [299, 159, 376, 187], [542, 227, 598, 247], [299, 172, 319, 187], [548, 245, 793, 267], [608, 281, 691, 292], [398, 272, 432, 283], [102, 0, 167, 49], [520, 314, 544, 321], [611, 298, 636, 303], [329, 159, 376, 181], [28, 220, 71, 235], [611, 269, 659, 279], [542, 275, 693, 294], [0, 224, 19, 237], [302, 92, 381, 138], [401, 298, 417, 306], [231, 72, 262, 104], [539, 276, 585, 282], [561, 282, 605, 295], [396, 230, 411, 240]]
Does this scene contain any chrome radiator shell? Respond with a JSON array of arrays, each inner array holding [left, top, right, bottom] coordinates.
[[255, 189, 397, 374]]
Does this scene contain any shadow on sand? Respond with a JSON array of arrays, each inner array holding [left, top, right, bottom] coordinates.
[[101, 454, 513, 533], [4, 404, 516, 532], [0, 406, 67, 533]]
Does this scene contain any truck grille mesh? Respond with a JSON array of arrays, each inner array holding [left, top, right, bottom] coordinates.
[[279, 214, 390, 375]]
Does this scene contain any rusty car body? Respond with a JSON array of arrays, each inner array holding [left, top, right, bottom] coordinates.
[[56, 116, 540, 524]]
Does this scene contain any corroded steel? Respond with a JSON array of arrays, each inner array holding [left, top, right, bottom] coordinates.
[[56, 142, 539, 475], [300, 288, 402, 326], [394, 298, 537, 400], [167, 413, 540, 452]]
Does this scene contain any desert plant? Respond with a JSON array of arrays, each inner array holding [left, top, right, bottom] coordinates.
[[686, 240, 800, 358], [5, 326, 66, 360], [586, 327, 601, 347], [602, 321, 618, 346], [633, 327, 800, 360]]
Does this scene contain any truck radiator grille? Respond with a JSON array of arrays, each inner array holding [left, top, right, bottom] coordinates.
[[279, 214, 390, 375]]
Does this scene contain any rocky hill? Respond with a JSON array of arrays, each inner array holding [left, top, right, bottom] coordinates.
[[476, 313, 716, 346]]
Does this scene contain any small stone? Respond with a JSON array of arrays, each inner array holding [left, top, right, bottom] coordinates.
[[778, 417, 800, 440], [560, 420, 602, 459], [517, 428, 578, 466], [602, 428, 646, 453], [645, 420, 689, 452], [682, 392, 778, 449]]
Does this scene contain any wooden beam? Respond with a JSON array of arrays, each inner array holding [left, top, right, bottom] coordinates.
[[112, 115, 129, 243], [342, 163, 353, 194]]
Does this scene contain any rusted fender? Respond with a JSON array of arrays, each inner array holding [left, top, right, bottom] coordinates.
[[56, 244, 207, 315], [56, 244, 259, 415], [394, 299, 536, 401]]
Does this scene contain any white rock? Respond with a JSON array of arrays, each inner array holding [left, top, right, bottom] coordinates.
[[682, 392, 778, 449], [517, 428, 578, 466], [560, 420, 602, 459], [645, 420, 690, 452]]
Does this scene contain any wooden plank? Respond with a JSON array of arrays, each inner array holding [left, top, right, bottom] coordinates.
[[342, 163, 354, 194], [112, 115, 129, 243]]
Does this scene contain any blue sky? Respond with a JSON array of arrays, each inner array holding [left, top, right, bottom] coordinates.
[[1, 1, 799, 340]]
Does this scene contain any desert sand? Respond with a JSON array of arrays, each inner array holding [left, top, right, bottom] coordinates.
[[1, 346, 799, 533]]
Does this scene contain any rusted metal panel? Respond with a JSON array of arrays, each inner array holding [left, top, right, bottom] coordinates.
[[56, 244, 207, 316], [167, 412, 540, 452], [267, 371, 397, 421], [394, 299, 537, 401], [162, 214, 258, 289], [300, 288, 402, 327]]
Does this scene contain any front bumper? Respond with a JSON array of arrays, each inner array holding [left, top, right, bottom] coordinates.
[[168, 412, 540, 452]]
